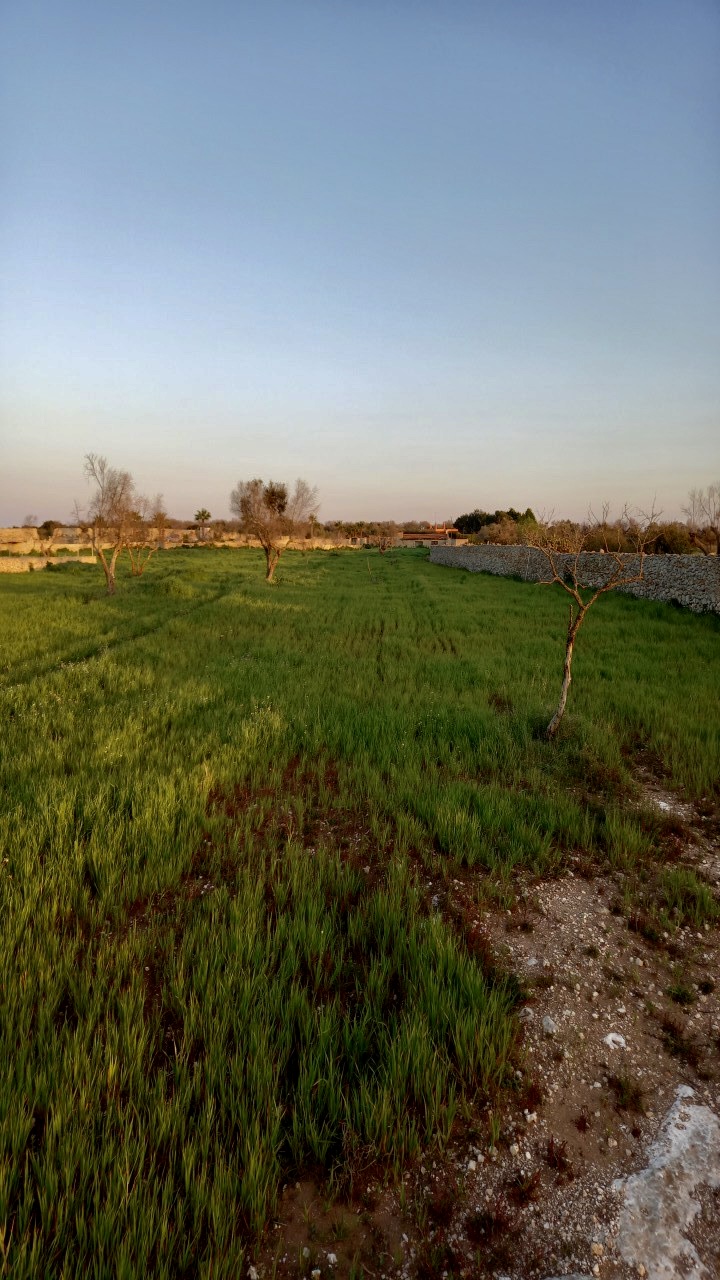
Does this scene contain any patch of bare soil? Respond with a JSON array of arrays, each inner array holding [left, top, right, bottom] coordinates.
[[633, 761, 720, 889], [252, 775, 720, 1280]]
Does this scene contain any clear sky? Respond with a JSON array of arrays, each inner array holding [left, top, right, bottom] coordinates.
[[1, 0, 718, 524]]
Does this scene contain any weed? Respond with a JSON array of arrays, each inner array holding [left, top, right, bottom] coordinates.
[[608, 1073, 645, 1113], [488, 1111, 502, 1148], [667, 981, 696, 1006], [659, 868, 719, 928], [627, 909, 662, 945], [507, 1168, 542, 1205], [660, 1013, 703, 1071], [466, 1203, 509, 1243], [574, 1110, 591, 1133], [416, 1241, 459, 1279], [545, 1135, 573, 1177]]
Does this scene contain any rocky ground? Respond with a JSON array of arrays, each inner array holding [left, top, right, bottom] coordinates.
[[251, 777, 720, 1280]]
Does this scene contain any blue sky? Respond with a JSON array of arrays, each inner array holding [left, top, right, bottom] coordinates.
[[1, 0, 718, 523]]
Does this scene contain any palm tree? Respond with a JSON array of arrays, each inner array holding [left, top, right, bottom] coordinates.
[[194, 508, 211, 541]]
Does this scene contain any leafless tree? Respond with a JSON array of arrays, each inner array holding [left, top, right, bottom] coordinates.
[[125, 495, 162, 577], [527, 505, 658, 740], [684, 482, 719, 555], [229, 478, 319, 581], [369, 521, 398, 553], [151, 494, 168, 548], [78, 454, 135, 594]]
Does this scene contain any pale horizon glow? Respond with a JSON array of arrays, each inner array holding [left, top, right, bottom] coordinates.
[[1, 0, 719, 526]]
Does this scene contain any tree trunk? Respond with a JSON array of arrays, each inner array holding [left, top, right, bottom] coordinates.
[[99, 544, 123, 594], [265, 546, 280, 581], [96, 546, 116, 595], [546, 613, 583, 740]]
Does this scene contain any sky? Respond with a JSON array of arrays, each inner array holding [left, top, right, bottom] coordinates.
[[1, 0, 719, 524]]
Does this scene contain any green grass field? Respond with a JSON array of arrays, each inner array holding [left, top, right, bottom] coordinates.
[[1, 548, 718, 1277]]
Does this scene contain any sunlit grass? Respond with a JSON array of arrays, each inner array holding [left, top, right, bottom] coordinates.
[[0, 547, 717, 1274]]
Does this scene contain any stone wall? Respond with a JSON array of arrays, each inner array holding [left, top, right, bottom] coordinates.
[[0, 555, 96, 574], [0, 527, 363, 555], [429, 545, 720, 615]]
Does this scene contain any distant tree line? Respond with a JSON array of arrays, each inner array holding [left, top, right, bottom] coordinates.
[[452, 497, 720, 556], [454, 507, 537, 535]]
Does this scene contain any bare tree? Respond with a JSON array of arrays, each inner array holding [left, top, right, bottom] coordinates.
[[527, 506, 658, 740], [151, 494, 168, 548], [684, 482, 719, 555], [369, 521, 398, 553], [78, 454, 135, 594], [229, 478, 319, 581], [126, 496, 162, 577]]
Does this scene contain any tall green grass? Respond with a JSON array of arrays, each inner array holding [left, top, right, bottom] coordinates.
[[0, 549, 718, 1275]]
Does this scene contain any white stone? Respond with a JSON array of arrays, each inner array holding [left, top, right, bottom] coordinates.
[[603, 1032, 627, 1050], [542, 1015, 558, 1036], [613, 1086, 720, 1280]]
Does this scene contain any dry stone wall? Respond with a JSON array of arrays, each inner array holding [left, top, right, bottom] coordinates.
[[429, 545, 720, 615], [0, 555, 96, 574]]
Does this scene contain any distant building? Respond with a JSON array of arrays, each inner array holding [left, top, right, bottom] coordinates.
[[400, 526, 466, 547]]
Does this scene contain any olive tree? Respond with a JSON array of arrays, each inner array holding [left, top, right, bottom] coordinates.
[[229, 478, 318, 581], [77, 455, 136, 594], [77, 458, 166, 589], [527, 506, 657, 740]]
